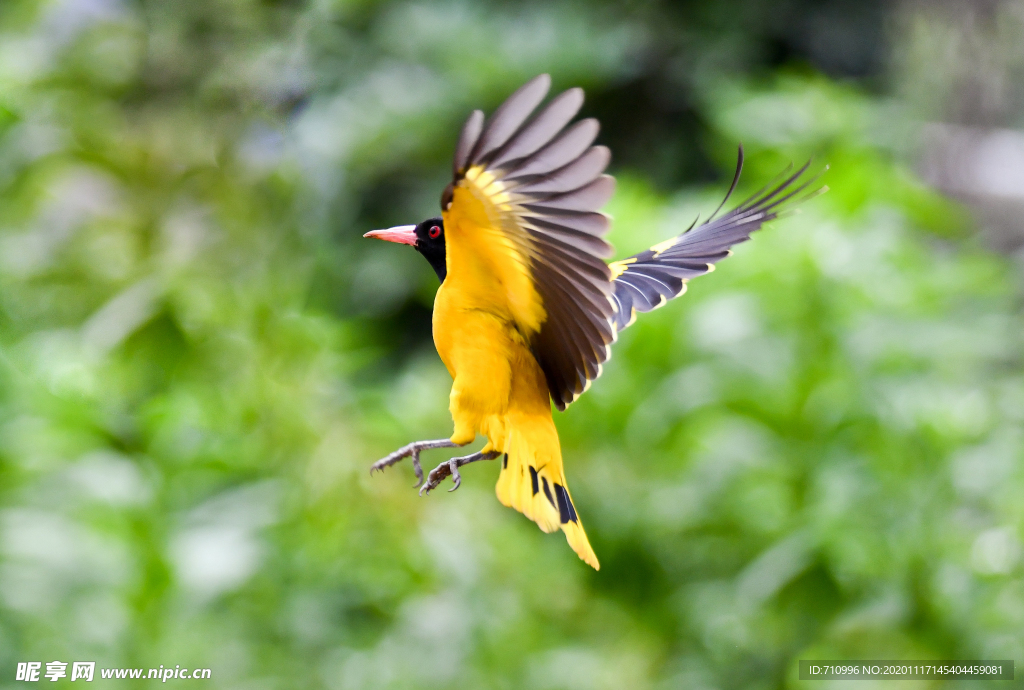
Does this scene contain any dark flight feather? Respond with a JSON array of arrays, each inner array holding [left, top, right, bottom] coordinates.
[[490, 88, 585, 170], [609, 147, 823, 331], [453, 110, 484, 176], [471, 75, 552, 164], [513, 146, 610, 194]]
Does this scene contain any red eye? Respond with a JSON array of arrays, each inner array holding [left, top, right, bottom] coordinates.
[[428, 225, 441, 239]]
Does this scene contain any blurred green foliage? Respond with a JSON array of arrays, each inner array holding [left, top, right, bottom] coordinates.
[[0, 0, 1021, 689]]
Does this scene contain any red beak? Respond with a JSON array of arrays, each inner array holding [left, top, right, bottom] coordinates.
[[363, 225, 417, 246]]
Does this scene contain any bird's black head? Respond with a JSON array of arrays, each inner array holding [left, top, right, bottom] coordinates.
[[363, 217, 447, 282], [411, 217, 446, 281]]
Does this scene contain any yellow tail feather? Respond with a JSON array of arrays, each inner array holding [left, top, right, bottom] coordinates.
[[494, 415, 599, 570]]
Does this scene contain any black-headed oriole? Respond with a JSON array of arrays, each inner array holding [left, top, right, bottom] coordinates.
[[366, 74, 821, 569]]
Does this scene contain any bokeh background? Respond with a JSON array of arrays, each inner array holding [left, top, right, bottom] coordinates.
[[0, 0, 1023, 687]]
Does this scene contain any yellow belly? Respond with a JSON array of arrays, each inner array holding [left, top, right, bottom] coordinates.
[[433, 278, 551, 450], [432, 185, 552, 450]]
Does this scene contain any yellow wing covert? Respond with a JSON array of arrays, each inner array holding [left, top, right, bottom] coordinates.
[[442, 74, 618, 410]]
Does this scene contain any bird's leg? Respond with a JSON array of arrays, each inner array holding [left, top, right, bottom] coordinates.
[[419, 450, 501, 496], [369, 439, 462, 488]]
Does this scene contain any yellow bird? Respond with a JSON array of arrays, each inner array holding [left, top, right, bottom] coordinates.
[[366, 74, 820, 569]]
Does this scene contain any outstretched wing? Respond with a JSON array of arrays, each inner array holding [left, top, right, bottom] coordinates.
[[443, 74, 618, 410], [609, 148, 822, 331]]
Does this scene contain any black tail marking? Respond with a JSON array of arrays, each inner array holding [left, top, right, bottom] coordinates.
[[503, 453, 508, 469], [541, 476, 557, 510], [529, 466, 539, 496], [554, 483, 578, 524]]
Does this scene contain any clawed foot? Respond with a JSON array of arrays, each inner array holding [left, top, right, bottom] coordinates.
[[369, 439, 459, 488], [419, 451, 500, 496]]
